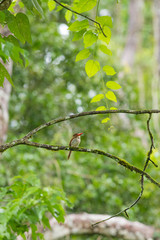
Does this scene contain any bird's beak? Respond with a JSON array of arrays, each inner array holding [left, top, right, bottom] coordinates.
[[78, 133, 83, 136]]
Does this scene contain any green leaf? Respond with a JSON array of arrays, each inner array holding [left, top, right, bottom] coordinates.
[[106, 91, 117, 102], [98, 26, 111, 44], [48, 0, 56, 11], [83, 30, 98, 48], [22, 0, 43, 16], [103, 65, 116, 76], [20, 233, 27, 240], [37, 233, 45, 240], [73, 0, 97, 13], [31, 0, 44, 17], [99, 45, 112, 55], [96, 16, 112, 28], [85, 60, 100, 77], [0, 11, 5, 24], [0, 62, 14, 87], [65, 10, 72, 23], [101, 117, 110, 123], [31, 224, 37, 240], [7, 12, 31, 44], [72, 29, 86, 41], [90, 94, 104, 103], [42, 215, 51, 229], [56, 5, 63, 12], [15, 13, 32, 44], [75, 49, 90, 62], [110, 107, 117, 110], [4, 35, 19, 46], [96, 106, 107, 111], [21, 0, 34, 11], [106, 81, 121, 90], [7, 15, 24, 43], [68, 20, 89, 32]]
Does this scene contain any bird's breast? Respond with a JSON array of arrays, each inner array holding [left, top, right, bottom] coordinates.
[[70, 137, 81, 147]]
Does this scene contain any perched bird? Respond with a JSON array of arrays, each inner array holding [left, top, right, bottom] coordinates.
[[68, 133, 83, 159]]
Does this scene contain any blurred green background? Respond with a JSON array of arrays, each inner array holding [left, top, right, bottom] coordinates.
[[1, 0, 160, 238]]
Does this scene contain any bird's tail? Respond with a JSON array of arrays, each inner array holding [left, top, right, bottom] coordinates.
[[68, 150, 72, 160]]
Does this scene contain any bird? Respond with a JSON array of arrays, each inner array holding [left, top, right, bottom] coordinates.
[[68, 132, 83, 159]]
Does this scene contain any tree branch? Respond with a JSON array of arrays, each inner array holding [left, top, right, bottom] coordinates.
[[53, 0, 107, 38], [1, 109, 160, 225], [1, 139, 160, 188], [21, 109, 160, 140], [93, 113, 157, 226]]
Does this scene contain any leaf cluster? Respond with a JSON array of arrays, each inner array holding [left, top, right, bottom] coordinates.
[[0, 174, 67, 240]]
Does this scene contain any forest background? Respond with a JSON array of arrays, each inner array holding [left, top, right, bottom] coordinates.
[[0, 0, 160, 239]]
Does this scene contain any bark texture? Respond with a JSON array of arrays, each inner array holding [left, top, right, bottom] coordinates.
[[0, 26, 13, 144]]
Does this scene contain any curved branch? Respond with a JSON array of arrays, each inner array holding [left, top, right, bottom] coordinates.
[[53, 0, 107, 38], [93, 113, 157, 226], [1, 139, 160, 188], [23, 109, 160, 139]]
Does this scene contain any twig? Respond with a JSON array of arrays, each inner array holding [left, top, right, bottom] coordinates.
[[53, 0, 107, 38], [92, 114, 157, 226], [145, 113, 157, 168]]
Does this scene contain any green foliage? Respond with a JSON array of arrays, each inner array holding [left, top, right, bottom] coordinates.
[[5, 11, 31, 44], [0, 174, 67, 239], [73, 0, 97, 13], [0, 7, 31, 85], [68, 20, 89, 32], [22, 0, 44, 16], [85, 60, 100, 77], [83, 30, 98, 48], [75, 49, 90, 62], [101, 117, 110, 123], [99, 44, 112, 55], [103, 65, 116, 76], [65, 10, 72, 23], [105, 91, 117, 102], [106, 81, 121, 90], [0, 62, 13, 87], [90, 94, 104, 103], [96, 106, 106, 111], [96, 16, 113, 28], [48, 0, 56, 11]]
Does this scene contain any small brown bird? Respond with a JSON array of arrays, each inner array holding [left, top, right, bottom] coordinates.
[[68, 133, 83, 159]]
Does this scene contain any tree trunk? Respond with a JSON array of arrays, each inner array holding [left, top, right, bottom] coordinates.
[[17, 213, 158, 240], [0, 26, 13, 144], [121, 0, 144, 68], [152, 0, 160, 131]]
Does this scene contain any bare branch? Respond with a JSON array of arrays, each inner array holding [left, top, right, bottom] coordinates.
[[1, 139, 160, 188], [22, 109, 160, 139], [53, 0, 107, 38]]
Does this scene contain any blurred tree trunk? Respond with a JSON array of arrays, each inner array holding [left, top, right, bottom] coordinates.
[[152, 0, 160, 131], [121, 0, 144, 68], [17, 213, 156, 240], [0, 27, 13, 144], [118, 0, 146, 138]]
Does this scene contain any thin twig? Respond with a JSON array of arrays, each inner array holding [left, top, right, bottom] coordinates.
[[53, 0, 107, 37], [145, 113, 157, 168], [92, 175, 144, 226], [92, 114, 157, 226]]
